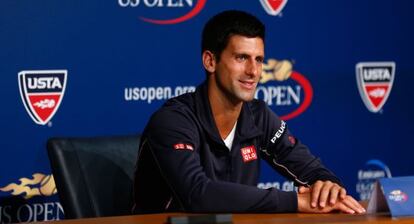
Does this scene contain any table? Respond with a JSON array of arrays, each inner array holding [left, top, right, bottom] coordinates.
[[43, 212, 414, 224]]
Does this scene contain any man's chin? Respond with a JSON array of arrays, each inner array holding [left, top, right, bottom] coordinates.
[[244, 97, 255, 102], [231, 88, 256, 103], [239, 94, 256, 102]]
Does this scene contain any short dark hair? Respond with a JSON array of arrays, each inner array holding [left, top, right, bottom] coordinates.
[[201, 10, 265, 61]]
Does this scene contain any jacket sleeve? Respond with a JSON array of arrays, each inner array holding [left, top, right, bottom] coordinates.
[[258, 105, 343, 187], [143, 107, 298, 213]]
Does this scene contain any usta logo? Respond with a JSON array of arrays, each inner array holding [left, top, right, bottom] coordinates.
[[118, 0, 206, 24], [18, 70, 67, 125], [356, 62, 395, 113]]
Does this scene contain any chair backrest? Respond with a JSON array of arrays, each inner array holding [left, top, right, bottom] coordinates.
[[47, 135, 140, 219]]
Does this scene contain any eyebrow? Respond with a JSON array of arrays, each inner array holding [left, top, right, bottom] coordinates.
[[233, 52, 264, 58]]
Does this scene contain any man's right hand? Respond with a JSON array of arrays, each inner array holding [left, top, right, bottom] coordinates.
[[297, 187, 365, 214]]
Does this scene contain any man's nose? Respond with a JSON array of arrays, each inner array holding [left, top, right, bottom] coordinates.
[[246, 59, 260, 77]]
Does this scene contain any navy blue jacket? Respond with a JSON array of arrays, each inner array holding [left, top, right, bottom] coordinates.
[[133, 82, 342, 214]]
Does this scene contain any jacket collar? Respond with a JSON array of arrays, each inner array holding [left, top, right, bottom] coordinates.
[[195, 82, 262, 145]]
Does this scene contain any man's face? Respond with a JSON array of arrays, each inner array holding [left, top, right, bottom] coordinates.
[[212, 35, 264, 103]]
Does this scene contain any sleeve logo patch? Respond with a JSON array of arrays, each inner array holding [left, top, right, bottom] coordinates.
[[173, 143, 194, 151], [288, 135, 296, 145], [240, 145, 258, 163]]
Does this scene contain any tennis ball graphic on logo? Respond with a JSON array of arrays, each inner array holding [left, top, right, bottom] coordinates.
[[273, 60, 292, 81], [260, 59, 292, 83]]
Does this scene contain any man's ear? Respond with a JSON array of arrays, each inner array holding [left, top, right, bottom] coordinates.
[[202, 50, 216, 73]]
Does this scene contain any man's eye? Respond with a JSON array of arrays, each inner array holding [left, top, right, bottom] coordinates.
[[256, 58, 264, 63], [236, 55, 248, 61]]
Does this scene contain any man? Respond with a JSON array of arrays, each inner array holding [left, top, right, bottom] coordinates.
[[133, 10, 365, 214]]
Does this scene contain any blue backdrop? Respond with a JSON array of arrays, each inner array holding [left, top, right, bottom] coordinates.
[[1, 0, 413, 222]]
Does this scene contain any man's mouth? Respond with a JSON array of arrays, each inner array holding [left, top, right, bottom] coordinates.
[[239, 80, 257, 90]]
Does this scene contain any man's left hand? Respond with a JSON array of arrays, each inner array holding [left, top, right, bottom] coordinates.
[[298, 180, 354, 209]]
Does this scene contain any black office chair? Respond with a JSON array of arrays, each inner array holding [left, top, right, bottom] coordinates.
[[46, 135, 140, 219]]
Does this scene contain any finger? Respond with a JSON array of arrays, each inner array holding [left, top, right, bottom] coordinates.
[[339, 187, 347, 200], [318, 181, 333, 208], [348, 196, 366, 213], [298, 186, 310, 194], [336, 201, 356, 214], [329, 185, 340, 205], [341, 196, 366, 214], [311, 181, 323, 208], [347, 196, 365, 213]]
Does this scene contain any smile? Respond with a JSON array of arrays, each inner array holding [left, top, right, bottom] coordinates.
[[239, 80, 256, 90]]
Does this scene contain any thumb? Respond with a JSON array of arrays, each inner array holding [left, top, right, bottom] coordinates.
[[298, 186, 310, 194]]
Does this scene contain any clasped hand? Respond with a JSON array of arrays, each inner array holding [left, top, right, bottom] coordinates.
[[297, 180, 366, 214]]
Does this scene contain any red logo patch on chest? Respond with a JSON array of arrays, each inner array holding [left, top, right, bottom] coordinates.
[[240, 145, 258, 163], [173, 143, 194, 151]]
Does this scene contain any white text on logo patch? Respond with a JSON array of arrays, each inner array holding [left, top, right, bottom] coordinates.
[[240, 145, 258, 163]]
